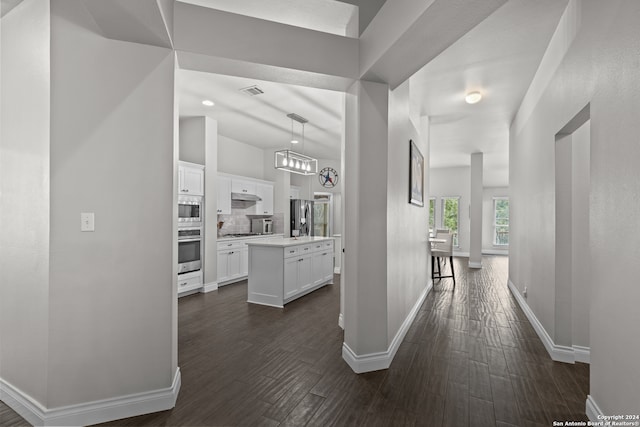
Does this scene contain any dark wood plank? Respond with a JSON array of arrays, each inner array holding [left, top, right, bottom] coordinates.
[[0, 255, 579, 427]]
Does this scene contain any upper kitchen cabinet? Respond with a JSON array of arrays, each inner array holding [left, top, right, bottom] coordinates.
[[217, 175, 231, 214], [179, 162, 204, 196], [255, 183, 274, 215], [231, 178, 256, 195]]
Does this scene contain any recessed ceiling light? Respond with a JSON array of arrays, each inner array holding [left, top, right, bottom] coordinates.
[[465, 91, 482, 104], [291, 139, 299, 144], [202, 100, 215, 107]]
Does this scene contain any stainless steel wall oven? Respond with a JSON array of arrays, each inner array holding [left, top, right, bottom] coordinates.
[[178, 227, 202, 274]]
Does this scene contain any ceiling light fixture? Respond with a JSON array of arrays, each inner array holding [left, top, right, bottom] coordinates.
[[465, 91, 482, 104], [202, 99, 215, 107], [274, 113, 318, 176]]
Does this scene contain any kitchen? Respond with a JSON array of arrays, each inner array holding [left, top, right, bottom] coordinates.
[[176, 71, 344, 309]]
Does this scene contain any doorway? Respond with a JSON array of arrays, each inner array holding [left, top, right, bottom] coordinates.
[[554, 104, 591, 363], [313, 193, 333, 237]]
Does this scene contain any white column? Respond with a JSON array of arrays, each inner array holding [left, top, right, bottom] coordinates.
[[342, 80, 389, 365], [469, 152, 483, 268]]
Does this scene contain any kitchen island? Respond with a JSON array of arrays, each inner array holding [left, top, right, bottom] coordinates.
[[247, 237, 334, 307]]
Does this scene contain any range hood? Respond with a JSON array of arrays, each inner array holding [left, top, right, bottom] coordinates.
[[231, 192, 262, 202]]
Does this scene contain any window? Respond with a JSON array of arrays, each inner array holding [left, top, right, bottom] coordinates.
[[494, 197, 509, 246], [441, 197, 460, 247], [428, 198, 436, 230]]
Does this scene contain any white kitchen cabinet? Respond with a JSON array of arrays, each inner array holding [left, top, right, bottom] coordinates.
[[217, 175, 231, 214], [231, 178, 256, 195], [247, 237, 334, 307], [255, 183, 274, 215], [179, 162, 204, 196], [217, 249, 242, 283], [216, 235, 283, 286], [177, 270, 202, 296], [284, 257, 300, 299], [240, 246, 249, 277]]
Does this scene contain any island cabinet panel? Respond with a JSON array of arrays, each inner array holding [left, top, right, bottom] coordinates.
[[247, 237, 334, 307], [284, 257, 300, 299]]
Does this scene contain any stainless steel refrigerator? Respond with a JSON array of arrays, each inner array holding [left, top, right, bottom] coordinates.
[[290, 199, 314, 237]]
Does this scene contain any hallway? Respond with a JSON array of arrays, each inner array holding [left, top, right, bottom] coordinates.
[[0, 256, 589, 426]]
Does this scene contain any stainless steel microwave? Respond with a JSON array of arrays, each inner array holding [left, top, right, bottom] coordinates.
[[178, 196, 202, 225]]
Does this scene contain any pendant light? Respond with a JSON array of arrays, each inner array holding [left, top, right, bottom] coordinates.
[[274, 113, 318, 176]]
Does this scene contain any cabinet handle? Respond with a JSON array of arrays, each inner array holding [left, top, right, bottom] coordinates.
[[322, 253, 327, 256], [183, 189, 189, 192], [298, 259, 304, 262], [304, 248, 309, 251], [179, 282, 188, 287], [289, 250, 295, 253], [229, 251, 234, 254], [227, 244, 233, 246], [243, 189, 247, 192]]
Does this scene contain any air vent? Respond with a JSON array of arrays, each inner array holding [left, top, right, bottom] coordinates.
[[240, 85, 264, 96]]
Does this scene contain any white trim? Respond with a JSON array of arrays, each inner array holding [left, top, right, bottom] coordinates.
[[482, 249, 509, 256], [468, 261, 482, 269], [201, 281, 218, 292], [574, 345, 591, 364], [585, 395, 604, 422], [453, 251, 469, 257], [338, 313, 344, 329], [0, 369, 181, 427], [342, 281, 432, 373], [334, 267, 341, 274], [508, 279, 591, 364]]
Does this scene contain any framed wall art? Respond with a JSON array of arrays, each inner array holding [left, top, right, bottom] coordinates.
[[409, 139, 424, 207]]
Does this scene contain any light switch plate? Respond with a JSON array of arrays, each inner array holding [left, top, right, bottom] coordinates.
[[81, 212, 95, 232]]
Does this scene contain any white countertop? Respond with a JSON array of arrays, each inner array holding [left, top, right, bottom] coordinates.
[[246, 236, 333, 248], [217, 234, 283, 242]]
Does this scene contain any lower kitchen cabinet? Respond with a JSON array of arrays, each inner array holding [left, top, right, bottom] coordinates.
[[177, 270, 202, 296], [247, 237, 334, 307], [217, 249, 242, 283], [217, 235, 282, 286]]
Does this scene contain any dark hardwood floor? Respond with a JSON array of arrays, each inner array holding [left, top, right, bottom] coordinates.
[[1, 256, 590, 426]]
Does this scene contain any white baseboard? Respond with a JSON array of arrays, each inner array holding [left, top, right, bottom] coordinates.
[[201, 281, 218, 293], [585, 395, 603, 422], [0, 368, 181, 427], [334, 267, 341, 274], [468, 261, 482, 268], [482, 249, 509, 255], [574, 345, 590, 364], [338, 313, 344, 329], [342, 280, 432, 373], [508, 279, 590, 364]]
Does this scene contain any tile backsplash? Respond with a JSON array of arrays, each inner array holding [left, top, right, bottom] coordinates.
[[217, 207, 284, 236]]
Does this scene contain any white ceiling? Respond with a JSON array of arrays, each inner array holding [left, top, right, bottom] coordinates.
[[177, 70, 344, 160], [178, 0, 357, 36], [411, 0, 568, 187], [177, 0, 569, 186]]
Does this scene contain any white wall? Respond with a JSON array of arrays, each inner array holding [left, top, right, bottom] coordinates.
[[509, 0, 640, 415], [0, 0, 50, 405], [179, 117, 206, 164], [218, 135, 265, 180], [386, 79, 428, 342], [482, 187, 509, 254], [47, 0, 176, 408], [429, 166, 471, 255]]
